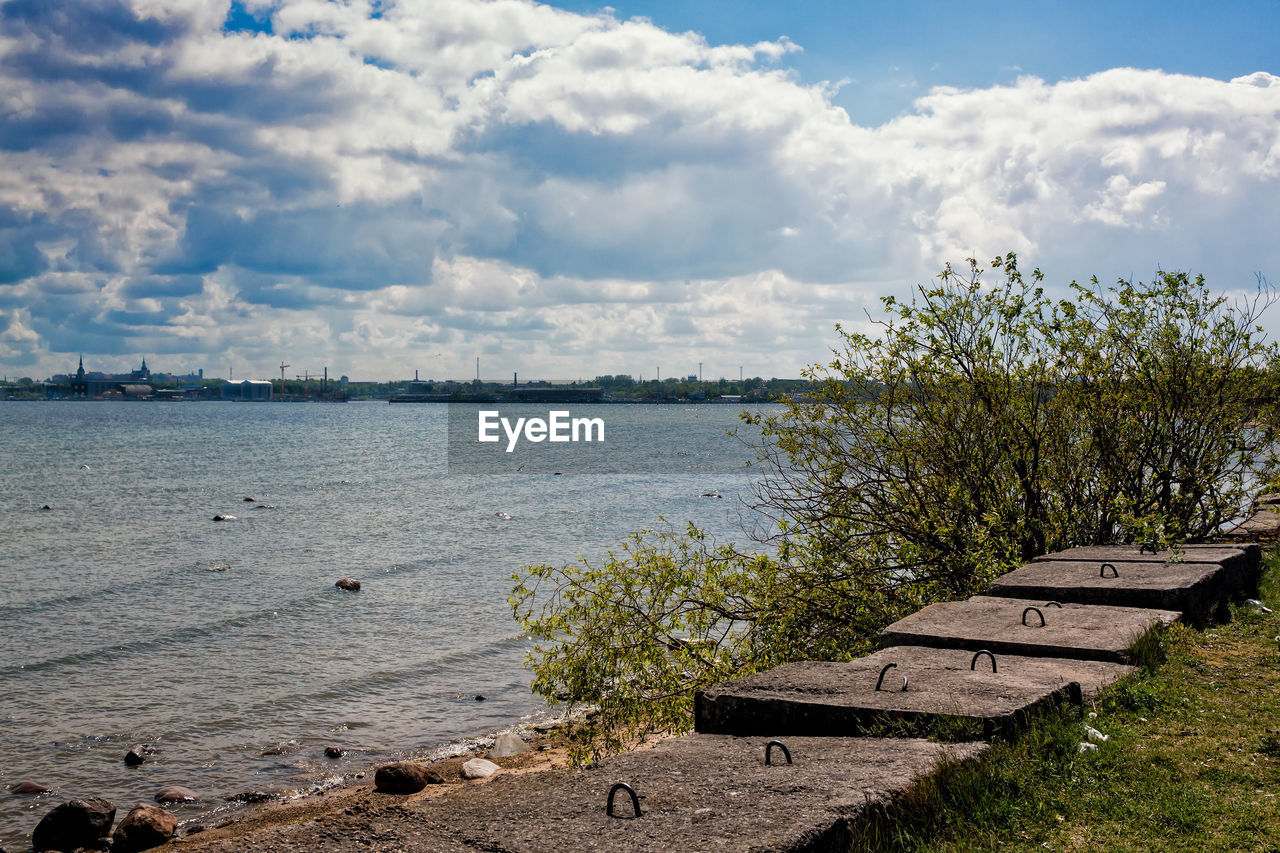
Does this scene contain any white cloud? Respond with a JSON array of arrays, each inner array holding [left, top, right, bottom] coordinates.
[[0, 0, 1277, 380]]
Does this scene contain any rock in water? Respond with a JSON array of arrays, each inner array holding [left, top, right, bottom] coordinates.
[[335, 578, 361, 591], [112, 803, 178, 852], [374, 762, 443, 794], [488, 733, 529, 758], [324, 745, 346, 759], [460, 758, 500, 780], [31, 797, 116, 852], [9, 780, 51, 794], [154, 785, 201, 804], [124, 744, 158, 766], [259, 741, 302, 756]]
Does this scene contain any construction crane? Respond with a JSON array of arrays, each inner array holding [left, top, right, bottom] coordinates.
[[279, 362, 290, 383]]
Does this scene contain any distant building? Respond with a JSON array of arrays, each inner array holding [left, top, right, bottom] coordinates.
[[509, 387, 605, 403], [221, 379, 274, 401], [57, 356, 152, 398]]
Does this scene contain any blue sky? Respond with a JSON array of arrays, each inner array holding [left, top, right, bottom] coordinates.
[[557, 1, 1280, 123], [0, 0, 1277, 382]]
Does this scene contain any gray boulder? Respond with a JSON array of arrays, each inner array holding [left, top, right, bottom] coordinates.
[[31, 796, 116, 852], [488, 733, 529, 758], [112, 803, 178, 852]]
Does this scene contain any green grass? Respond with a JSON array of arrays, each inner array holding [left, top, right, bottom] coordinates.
[[847, 551, 1280, 852]]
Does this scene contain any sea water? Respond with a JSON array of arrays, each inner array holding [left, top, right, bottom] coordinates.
[[0, 400, 774, 845]]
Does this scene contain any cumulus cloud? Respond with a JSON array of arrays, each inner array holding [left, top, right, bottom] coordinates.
[[0, 0, 1277, 379]]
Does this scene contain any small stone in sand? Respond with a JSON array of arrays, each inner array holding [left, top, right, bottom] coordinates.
[[374, 762, 443, 794], [461, 758, 500, 780]]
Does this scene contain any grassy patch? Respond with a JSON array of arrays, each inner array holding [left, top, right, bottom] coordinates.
[[848, 551, 1280, 852]]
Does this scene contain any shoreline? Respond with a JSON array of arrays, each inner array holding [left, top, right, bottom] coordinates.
[[170, 722, 675, 851], [174, 712, 576, 839]]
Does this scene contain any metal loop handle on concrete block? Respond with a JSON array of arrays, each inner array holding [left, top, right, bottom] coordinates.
[[1100, 562, 1119, 578], [901, 676, 908, 692], [875, 662, 897, 691], [607, 782, 641, 818], [1139, 542, 1157, 555], [1021, 606, 1046, 627], [1044, 601, 1063, 608], [970, 650, 997, 673], [765, 740, 792, 766]]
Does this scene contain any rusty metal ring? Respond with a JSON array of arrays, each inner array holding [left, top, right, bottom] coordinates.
[[875, 662, 897, 691], [971, 649, 997, 673], [607, 782, 641, 818], [765, 740, 792, 766]]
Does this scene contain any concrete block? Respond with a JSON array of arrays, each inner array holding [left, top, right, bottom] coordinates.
[[411, 734, 987, 852], [1031, 543, 1258, 598], [989, 559, 1226, 620], [878, 595, 1180, 663], [695, 646, 1134, 739]]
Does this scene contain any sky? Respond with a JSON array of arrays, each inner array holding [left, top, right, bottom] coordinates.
[[0, 0, 1278, 383]]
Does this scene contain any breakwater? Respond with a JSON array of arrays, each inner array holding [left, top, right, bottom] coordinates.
[[152, 537, 1266, 852]]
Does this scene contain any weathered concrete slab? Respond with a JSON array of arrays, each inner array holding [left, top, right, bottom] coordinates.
[[989, 559, 1226, 619], [1227, 507, 1280, 541], [878, 596, 1180, 663], [411, 735, 987, 853], [1031, 543, 1258, 598], [1032, 544, 1244, 564], [695, 646, 1134, 739], [185, 737, 987, 852]]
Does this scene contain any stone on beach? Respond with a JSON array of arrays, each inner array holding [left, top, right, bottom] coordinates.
[[461, 758, 501, 780], [9, 780, 50, 794], [488, 733, 529, 758], [374, 762, 443, 794], [154, 785, 201, 804], [111, 803, 178, 852], [335, 578, 361, 591], [31, 797, 116, 852]]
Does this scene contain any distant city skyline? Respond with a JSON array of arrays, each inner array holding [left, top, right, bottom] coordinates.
[[30, 353, 769, 386], [1, 0, 1277, 381]]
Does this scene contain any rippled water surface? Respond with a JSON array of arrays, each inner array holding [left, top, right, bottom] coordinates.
[[0, 400, 771, 845]]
